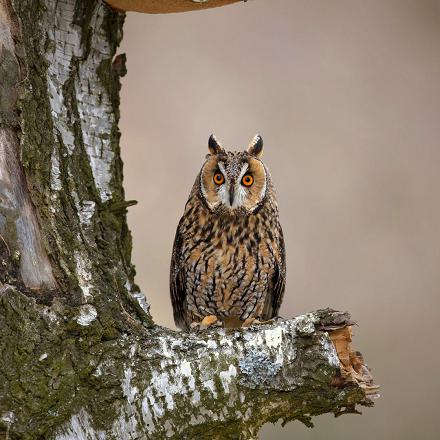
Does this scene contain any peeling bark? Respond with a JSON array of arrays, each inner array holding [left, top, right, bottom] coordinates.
[[0, 129, 57, 289], [0, 1, 378, 439], [0, 1, 56, 290]]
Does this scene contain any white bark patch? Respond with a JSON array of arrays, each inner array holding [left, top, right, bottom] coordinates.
[[264, 327, 283, 348], [129, 343, 137, 359], [322, 336, 340, 369], [50, 151, 62, 192], [75, 5, 114, 203], [111, 367, 140, 440], [159, 337, 173, 359], [294, 314, 319, 335], [202, 379, 218, 398], [78, 201, 96, 226], [131, 291, 151, 315], [219, 364, 237, 393], [55, 410, 106, 440], [190, 414, 206, 425], [124, 280, 151, 315], [112, 411, 138, 440], [114, 334, 211, 438], [264, 327, 286, 365], [122, 368, 138, 404], [69, 184, 97, 229], [191, 389, 200, 404], [242, 331, 264, 348], [206, 339, 218, 350], [76, 304, 98, 326], [179, 361, 193, 384], [74, 250, 94, 301], [219, 335, 234, 347], [44, 0, 81, 156], [1, 411, 15, 424]]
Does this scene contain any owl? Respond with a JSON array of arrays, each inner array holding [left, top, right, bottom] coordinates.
[[170, 134, 286, 331]]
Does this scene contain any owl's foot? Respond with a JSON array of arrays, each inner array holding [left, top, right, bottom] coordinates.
[[190, 315, 221, 331], [242, 317, 275, 327], [200, 315, 219, 328]]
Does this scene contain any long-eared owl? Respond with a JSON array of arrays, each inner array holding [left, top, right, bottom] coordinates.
[[170, 135, 286, 330]]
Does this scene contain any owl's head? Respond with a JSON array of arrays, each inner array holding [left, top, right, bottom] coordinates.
[[198, 134, 269, 214]]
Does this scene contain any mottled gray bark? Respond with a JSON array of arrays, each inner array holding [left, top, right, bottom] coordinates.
[[1, 287, 376, 439], [0, 1, 377, 439]]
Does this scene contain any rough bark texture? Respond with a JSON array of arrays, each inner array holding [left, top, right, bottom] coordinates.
[[0, 1, 378, 439], [1, 290, 376, 439]]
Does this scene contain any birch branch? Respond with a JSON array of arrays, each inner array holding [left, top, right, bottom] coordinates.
[[101, 309, 377, 440], [1, 286, 378, 439]]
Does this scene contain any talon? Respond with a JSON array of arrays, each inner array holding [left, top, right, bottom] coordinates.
[[242, 318, 274, 327], [242, 317, 257, 327], [199, 315, 219, 329]]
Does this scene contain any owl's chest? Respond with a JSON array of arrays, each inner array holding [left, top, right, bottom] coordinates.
[[179, 210, 280, 319], [184, 219, 259, 262], [182, 221, 274, 292]]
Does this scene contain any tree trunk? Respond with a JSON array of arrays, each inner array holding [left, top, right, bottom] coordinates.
[[0, 1, 378, 439]]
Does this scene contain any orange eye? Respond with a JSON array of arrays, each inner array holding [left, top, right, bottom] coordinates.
[[241, 174, 254, 187], [213, 172, 225, 185]]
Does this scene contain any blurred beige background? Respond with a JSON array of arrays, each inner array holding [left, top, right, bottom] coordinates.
[[119, 1, 440, 438]]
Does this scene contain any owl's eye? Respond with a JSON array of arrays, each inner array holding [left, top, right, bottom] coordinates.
[[213, 172, 225, 185], [241, 174, 254, 187]]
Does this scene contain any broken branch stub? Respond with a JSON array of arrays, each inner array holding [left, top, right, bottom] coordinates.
[[329, 326, 379, 397]]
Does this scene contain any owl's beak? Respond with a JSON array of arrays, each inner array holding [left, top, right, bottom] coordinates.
[[229, 186, 235, 206]]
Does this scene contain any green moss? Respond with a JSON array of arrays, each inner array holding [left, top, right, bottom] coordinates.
[[0, 47, 20, 126], [0, 288, 128, 438]]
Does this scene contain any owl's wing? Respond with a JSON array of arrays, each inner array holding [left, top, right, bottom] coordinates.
[[262, 230, 286, 320], [170, 221, 188, 330]]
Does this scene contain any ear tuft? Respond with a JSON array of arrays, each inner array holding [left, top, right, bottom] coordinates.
[[247, 134, 263, 158], [208, 134, 224, 155]]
